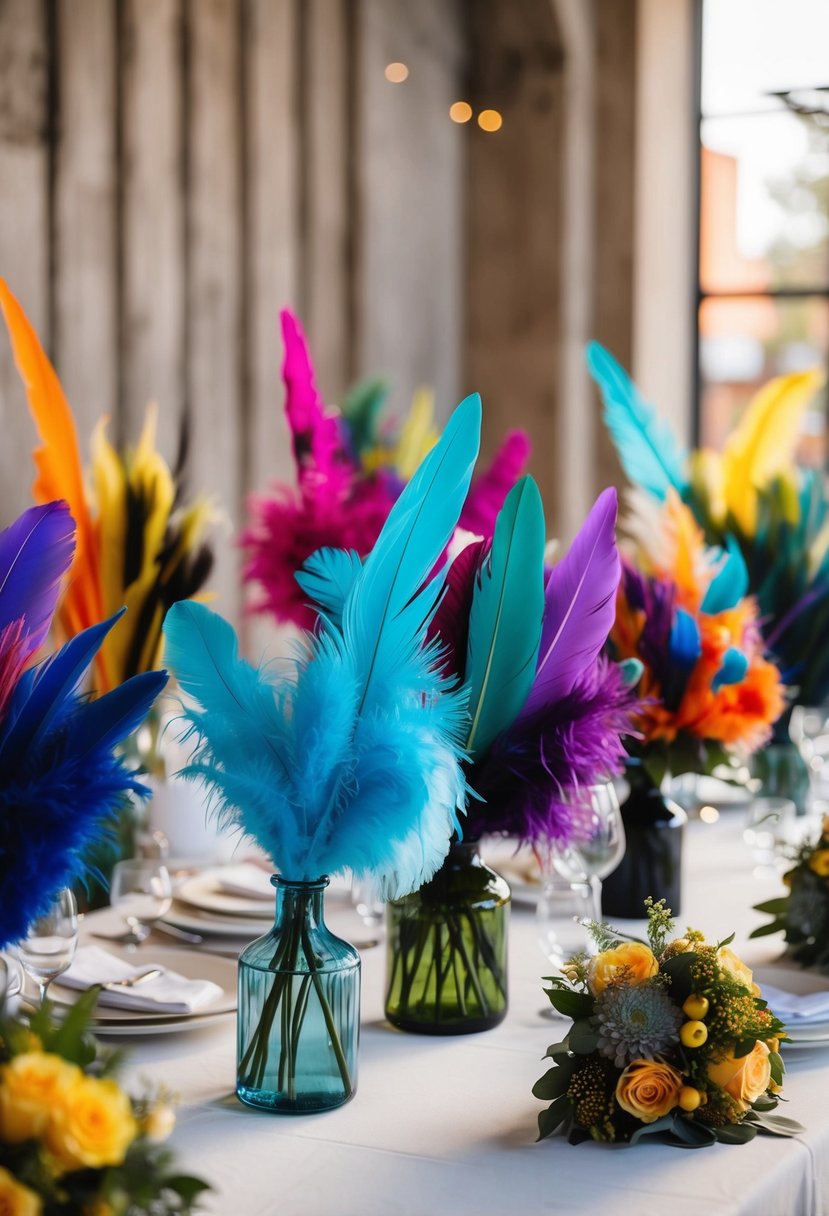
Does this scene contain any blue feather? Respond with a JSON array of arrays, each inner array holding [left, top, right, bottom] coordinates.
[[295, 548, 363, 629], [586, 342, 687, 500], [163, 394, 482, 898], [0, 502, 75, 657], [712, 647, 749, 691], [701, 536, 749, 614], [669, 608, 701, 669]]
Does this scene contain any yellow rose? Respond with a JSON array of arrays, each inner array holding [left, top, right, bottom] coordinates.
[[588, 943, 659, 995], [708, 1041, 772, 1112], [0, 1053, 81, 1143], [809, 849, 829, 878], [45, 1076, 137, 1172], [718, 947, 761, 997], [0, 1166, 41, 1216], [615, 1059, 684, 1123]]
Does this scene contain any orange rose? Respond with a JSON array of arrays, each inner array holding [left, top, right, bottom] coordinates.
[[615, 1059, 684, 1123], [587, 943, 659, 996], [718, 947, 761, 998], [708, 1041, 771, 1113]]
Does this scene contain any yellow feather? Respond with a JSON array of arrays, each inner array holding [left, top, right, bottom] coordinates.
[[90, 419, 127, 621], [394, 387, 439, 479], [722, 368, 825, 533], [688, 449, 726, 527], [129, 403, 175, 583]]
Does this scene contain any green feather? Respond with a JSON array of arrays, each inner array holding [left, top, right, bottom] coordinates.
[[464, 476, 545, 760]]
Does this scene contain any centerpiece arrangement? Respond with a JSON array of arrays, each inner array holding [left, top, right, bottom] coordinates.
[[605, 491, 786, 915], [752, 814, 829, 970], [534, 899, 801, 1147], [374, 484, 635, 1035], [0, 500, 166, 951], [162, 395, 482, 1113], [242, 308, 531, 629], [588, 342, 825, 810], [0, 988, 210, 1213]]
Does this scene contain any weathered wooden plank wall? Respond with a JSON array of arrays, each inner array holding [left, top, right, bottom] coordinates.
[[0, 0, 466, 641]]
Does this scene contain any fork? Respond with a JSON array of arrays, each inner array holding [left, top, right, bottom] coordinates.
[[102, 968, 162, 990]]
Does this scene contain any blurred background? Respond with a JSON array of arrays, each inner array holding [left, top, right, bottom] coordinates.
[[0, 0, 826, 631]]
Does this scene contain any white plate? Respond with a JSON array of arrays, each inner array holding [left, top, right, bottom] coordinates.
[[164, 902, 272, 939], [176, 871, 274, 918], [84, 1010, 233, 1037], [755, 965, 829, 1048], [47, 948, 237, 1030]]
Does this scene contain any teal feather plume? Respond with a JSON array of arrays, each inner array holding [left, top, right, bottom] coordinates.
[[295, 548, 362, 630], [586, 342, 687, 500], [163, 394, 482, 897], [464, 476, 545, 760], [701, 536, 749, 614]]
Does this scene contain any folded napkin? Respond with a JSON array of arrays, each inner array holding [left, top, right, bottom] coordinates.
[[213, 864, 275, 901], [61, 946, 223, 1014], [760, 982, 829, 1025]]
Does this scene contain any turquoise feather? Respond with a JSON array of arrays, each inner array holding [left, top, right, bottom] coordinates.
[[586, 342, 687, 500], [163, 394, 482, 898], [464, 476, 545, 760], [701, 536, 749, 614], [295, 548, 362, 630]]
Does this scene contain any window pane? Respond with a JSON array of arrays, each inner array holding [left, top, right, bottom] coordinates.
[[699, 295, 829, 464], [701, 112, 829, 293], [702, 0, 829, 118]]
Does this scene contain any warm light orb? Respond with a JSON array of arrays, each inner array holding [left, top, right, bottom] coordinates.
[[699, 805, 720, 824], [384, 62, 409, 84], [477, 108, 503, 132], [449, 101, 473, 124]]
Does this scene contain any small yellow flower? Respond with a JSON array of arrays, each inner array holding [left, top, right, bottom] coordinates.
[[588, 943, 659, 996], [0, 1165, 42, 1215], [809, 849, 829, 878], [0, 1052, 81, 1143], [142, 1102, 176, 1143], [45, 1076, 137, 1172]]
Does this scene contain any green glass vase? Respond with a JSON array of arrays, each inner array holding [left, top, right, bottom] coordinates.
[[384, 841, 510, 1035]]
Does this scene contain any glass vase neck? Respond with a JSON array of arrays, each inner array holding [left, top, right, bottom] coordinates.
[[271, 876, 329, 927]]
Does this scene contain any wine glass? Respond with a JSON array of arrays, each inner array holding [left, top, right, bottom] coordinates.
[[110, 859, 173, 947], [17, 888, 78, 1006], [743, 796, 797, 874], [555, 783, 626, 925], [349, 875, 385, 949]]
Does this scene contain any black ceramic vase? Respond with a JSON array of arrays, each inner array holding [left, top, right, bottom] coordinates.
[[601, 766, 687, 918]]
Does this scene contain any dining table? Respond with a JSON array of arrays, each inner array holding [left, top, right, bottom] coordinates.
[[82, 810, 829, 1216]]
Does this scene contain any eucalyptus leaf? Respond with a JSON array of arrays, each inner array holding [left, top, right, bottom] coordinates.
[[628, 1115, 676, 1144], [714, 1122, 758, 1145], [753, 897, 791, 915], [568, 1019, 600, 1054], [532, 1065, 572, 1101], [537, 1095, 572, 1141], [749, 921, 786, 939], [547, 989, 593, 1020]]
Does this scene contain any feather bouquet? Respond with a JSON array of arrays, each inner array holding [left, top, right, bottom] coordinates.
[[0, 280, 215, 701], [587, 342, 827, 715], [0, 501, 167, 950], [241, 308, 531, 628], [162, 395, 481, 1109]]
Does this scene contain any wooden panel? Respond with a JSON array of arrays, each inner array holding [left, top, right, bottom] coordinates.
[[121, 0, 184, 456], [186, 0, 242, 622], [242, 0, 300, 658], [357, 0, 464, 422], [465, 0, 565, 523], [303, 0, 351, 403], [53, 0, 117, 441], [593, 0, 637, 493], [0, 0, 50, 520]]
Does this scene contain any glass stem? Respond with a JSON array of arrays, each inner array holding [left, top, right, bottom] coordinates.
[[589, 875, 603, 926]]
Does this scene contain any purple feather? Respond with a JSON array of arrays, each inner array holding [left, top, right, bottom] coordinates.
[[467, 657, 634, 845], [0, 502, 75, 659], [521, 487, 620, 717], [425, 539, 484, 678], [622, 562, 675, 688]]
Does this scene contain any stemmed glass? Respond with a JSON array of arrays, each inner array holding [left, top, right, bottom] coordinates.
[[110, 859, 173, 948], [17, 888, 79, 1006], [554, 783, 626, 925], [349, 875, 385, 949]]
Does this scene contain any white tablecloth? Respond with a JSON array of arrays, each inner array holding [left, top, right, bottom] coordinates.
[[94, 816, 829, 1216]]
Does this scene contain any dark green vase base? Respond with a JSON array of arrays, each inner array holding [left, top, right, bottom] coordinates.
[[386, 1008, 507, 1036]]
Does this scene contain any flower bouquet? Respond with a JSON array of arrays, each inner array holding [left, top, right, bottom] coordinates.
[[0, 988, 209, 1214], [0, 501, 166, 951], [589, 343, 826, 805], [752, 814, 829, 970], [534, 899, 801, 1147], [604, 492, 786, 914], [242, 309, 531, 628], [162, 396, 482, 1112], [378, 484, 636, 1034]]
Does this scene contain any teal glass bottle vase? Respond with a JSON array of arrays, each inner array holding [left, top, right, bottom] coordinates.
[[237, 877, 360, 1114], [384, 841, 510, 1035]]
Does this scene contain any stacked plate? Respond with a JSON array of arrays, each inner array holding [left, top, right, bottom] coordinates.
[[46, 947, 237, 1037], [164, 864, 275, 948]]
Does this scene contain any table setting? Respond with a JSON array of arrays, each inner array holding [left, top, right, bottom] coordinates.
[[2, 288, 829, 1214]]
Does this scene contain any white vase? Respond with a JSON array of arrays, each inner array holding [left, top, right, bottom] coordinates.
[[147, 774, 239, 863]]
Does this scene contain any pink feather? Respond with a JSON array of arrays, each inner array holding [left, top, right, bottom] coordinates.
[[459, 431, 532, 537], [425, 539, 485, 677]]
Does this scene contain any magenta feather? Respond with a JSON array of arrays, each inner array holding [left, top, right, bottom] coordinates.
[[459, 430, 531, 537], [281, 309, 351, 501], [521, 487, 620, 717]]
